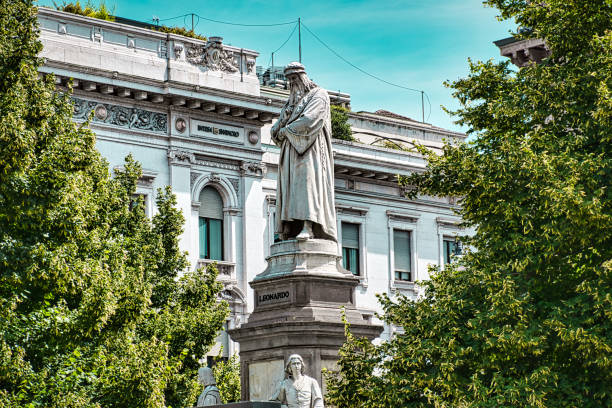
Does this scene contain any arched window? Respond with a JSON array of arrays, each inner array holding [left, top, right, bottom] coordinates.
[[199, 186, 224, 260]]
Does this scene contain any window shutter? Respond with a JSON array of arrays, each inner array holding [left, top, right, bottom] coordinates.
[[208, 219, 223, 261], [394, 229, 411, 272], [342, 222, 359, 249], [199, 186, 224, 219]]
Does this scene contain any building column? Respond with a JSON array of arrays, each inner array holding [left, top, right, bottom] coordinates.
[[167, 148, 194, 256], [240, 160, 267, 313]]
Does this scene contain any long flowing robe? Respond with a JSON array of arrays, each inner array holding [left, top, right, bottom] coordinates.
[[270, 87, 337, 241], [270, 375, 324, 408]]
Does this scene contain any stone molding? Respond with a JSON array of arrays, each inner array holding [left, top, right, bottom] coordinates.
[[72, 97, 167, 133], [336, 204, 368, 217], [191, 173, 240, 208], [386, 210, 420, 224], [240, 160, 267, 177], [167, 148, 195, 166]]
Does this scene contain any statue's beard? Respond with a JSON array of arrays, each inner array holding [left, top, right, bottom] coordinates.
[[288, 81, 306, 107]]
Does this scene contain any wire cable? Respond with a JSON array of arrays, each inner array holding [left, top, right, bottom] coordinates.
[[197, 14, 297, 27], [301, 22, 423, 94], [272, 22, 298, 54], [151, 13, 296, 27], [424, 92, 432, 122]]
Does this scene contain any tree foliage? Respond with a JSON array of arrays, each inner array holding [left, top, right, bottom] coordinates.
[[326, 1, 612, 407], [0, 1, 228, 407], [51, 1, 208, 41], [212, 354, 241, 404], [53, 0, 115, 21], [331, 105, 356, 142]]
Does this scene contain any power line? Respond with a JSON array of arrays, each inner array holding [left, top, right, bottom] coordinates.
[[267, 23, 298, 69], [151, 13, 296, 27], [424, 92, 432, 122], [301, 22, 431, 123], [301, 22, 423, 94], [197, 14, 297, 27], [272, 23, 299, 54]]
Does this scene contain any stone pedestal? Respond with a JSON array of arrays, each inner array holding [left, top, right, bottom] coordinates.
[[228, 239, 382, 401]]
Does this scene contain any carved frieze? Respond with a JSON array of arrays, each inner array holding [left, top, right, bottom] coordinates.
[[193, 158, 240, 171], [185, 37, 238, 73], [72, 97, 167, 133]]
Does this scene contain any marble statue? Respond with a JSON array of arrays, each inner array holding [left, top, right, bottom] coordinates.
[[270, 354, 324, 408], [270, 62, 337, 242], [196, 367, 221, 406]]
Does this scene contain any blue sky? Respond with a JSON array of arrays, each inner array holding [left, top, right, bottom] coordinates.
[[38, 0, 516, 132]]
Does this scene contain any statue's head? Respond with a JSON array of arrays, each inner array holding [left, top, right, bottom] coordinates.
[[285, 354, 306, 377], [197, 366, 216, 386], [284, 62, 318, 104]]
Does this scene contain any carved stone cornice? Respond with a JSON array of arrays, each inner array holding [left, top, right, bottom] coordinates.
[[436, 217, 463, 229], [386, 210, 420, 224], [240, 160, 266, 177], [336, 204, 368, 217], [167, 148, 194, 166], [138, 170, 157, 188]]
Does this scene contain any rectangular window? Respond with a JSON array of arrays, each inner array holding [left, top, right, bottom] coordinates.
[[443, 239, 461, 264], [394, 229, 411, 281], [342, 222, 360, 275], [199, 217, 223, 260]]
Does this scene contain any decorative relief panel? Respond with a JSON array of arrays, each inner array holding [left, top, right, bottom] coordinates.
[[190, 172, 202, 189], [72, 97, 167, 133], [185, 37, 239, 73], [228, 177, 239, 193]]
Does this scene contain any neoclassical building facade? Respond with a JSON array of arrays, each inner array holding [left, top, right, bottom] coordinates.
[[38, 7, 466, 359]]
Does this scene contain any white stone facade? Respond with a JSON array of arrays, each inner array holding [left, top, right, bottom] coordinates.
[[38, 8, 467, 356]]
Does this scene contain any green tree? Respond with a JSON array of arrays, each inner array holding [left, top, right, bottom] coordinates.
[[331, 105, 356, 142], [212, 354, 241, 404], [326, 1, 612, 407], [0, 1, 228, 407]]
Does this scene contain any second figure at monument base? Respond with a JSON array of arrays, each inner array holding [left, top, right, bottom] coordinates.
[[270, 354, 324, 408]]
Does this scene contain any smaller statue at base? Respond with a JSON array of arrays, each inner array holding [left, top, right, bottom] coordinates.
[[270, 354, 324, 408], [196, 366, 221, 407]]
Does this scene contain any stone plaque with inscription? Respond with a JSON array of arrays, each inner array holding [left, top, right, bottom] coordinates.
[[256, 287, 291, 307], [191, 119, 243, 141]]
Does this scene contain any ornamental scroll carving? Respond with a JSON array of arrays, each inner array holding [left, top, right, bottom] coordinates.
[[240, 161, 266, 177], [185, 37, 238, 73], [72, 97, 167, 133], [167, 148, 195, 165]]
